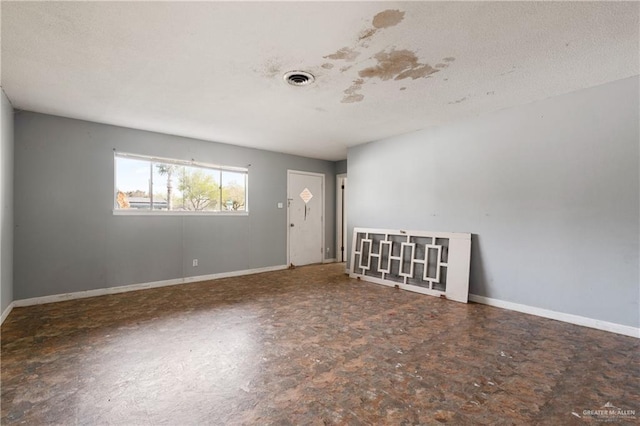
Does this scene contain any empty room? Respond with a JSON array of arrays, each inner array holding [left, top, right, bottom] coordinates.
[[1, 1, 639, 424]]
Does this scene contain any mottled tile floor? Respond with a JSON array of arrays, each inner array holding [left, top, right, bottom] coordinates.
[[1, 263, 639, 425]]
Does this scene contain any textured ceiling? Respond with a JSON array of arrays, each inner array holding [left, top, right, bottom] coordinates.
[[2, 1, 638, 160]]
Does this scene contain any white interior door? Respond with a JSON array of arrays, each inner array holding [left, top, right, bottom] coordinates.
[[288, 171, 324, 266]]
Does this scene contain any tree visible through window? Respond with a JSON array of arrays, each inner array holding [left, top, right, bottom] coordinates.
[[114, 153, 247, 213]]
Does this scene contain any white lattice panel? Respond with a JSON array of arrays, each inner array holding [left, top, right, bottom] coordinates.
[[350, 228, 471, 303]]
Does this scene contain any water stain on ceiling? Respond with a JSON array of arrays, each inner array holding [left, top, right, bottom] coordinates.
[[357, 9, 405, 44], [319, 9, 455, 104], [257, 8, 455, 105], [372, 9, 405, 29], [324, 47, 360, 62], [342, 79, 365, 103], [358, 49, 440, 81], [358, 28, 377, 42]]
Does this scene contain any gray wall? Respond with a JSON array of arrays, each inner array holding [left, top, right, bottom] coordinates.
[[14, 112, 336, 299], [1, 90, 14, 313], [347, 77, 639, 328], [334, 159, 347, 175]]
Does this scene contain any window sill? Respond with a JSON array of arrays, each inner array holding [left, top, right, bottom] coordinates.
[[113, 210, 249, 217]]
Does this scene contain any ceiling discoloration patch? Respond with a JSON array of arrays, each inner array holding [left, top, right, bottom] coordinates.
[[359, 49, 439, 81], [395, 63, 439, 80], [342, 78, 365, 103], [358, 28, 377, 41], [342, 93, 364, 104], [320, 9, 453, 105], [324, 47, 360, 62], [372, 9, 405, 29]]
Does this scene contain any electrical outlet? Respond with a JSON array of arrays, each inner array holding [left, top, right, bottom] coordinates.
[[192, 259, 198, 267], [326, 247, 330, 254]]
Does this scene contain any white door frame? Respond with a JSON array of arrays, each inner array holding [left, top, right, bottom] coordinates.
[[336, 173, 347, 263], [287, 170, 325, 267]]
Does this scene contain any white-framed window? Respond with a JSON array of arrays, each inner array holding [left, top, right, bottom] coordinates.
[[114, 152, 248, 215]]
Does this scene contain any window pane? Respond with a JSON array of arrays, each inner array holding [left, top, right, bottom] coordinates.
[[178, 165, 220, 211], [152, 162, 177, 210], [221, 170, 247, 211], [115, 157, 151, 210]]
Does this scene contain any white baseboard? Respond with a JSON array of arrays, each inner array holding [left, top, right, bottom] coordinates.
[[181, 264, 288, 284], [1, 302, 15, 325], [12, 265, 288, 308], [323, 258, 337, 264], [469, 294, 639, 338]]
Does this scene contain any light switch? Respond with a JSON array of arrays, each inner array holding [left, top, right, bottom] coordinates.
[[277, 202, 283, 209]]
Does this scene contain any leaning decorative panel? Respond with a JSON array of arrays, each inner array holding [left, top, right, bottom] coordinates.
[[350, 228, 471, 303]]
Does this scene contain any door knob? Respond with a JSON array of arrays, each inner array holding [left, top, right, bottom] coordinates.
[[290, 223, 295, 227]]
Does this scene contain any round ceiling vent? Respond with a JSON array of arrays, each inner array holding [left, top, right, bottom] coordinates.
[[284, 71, 315, 86]]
